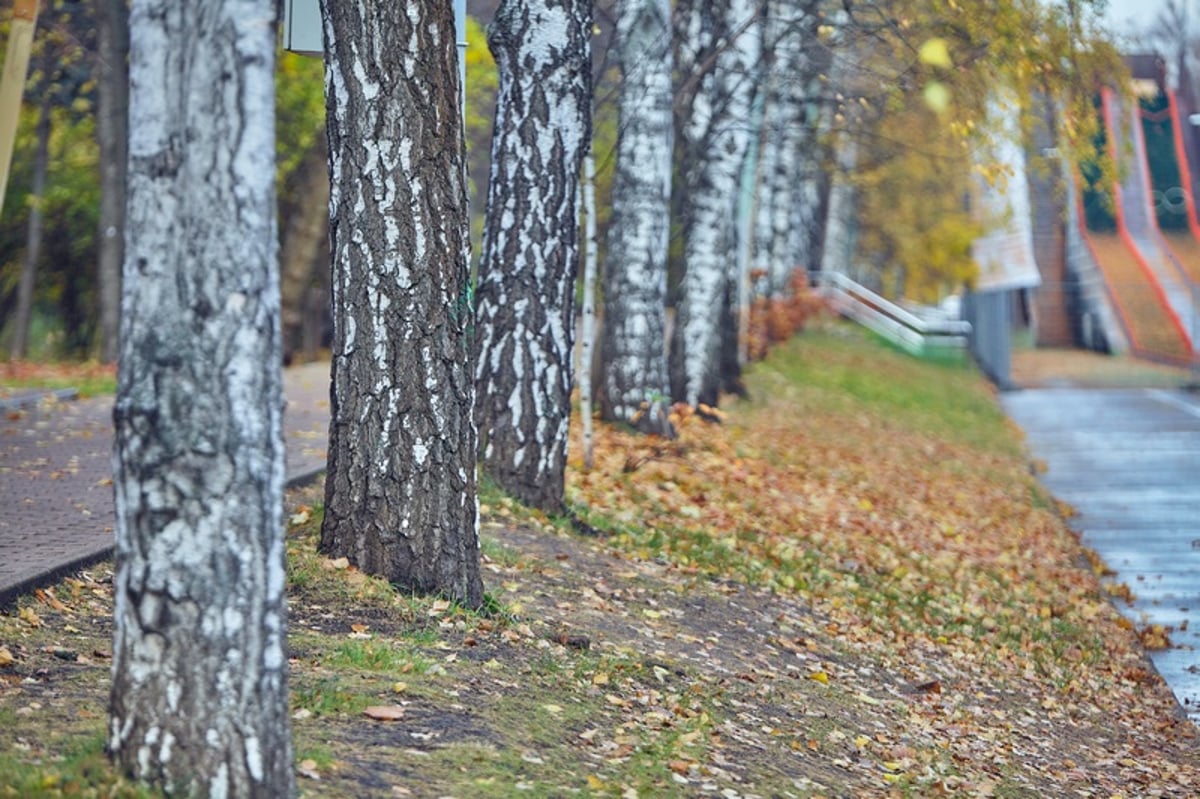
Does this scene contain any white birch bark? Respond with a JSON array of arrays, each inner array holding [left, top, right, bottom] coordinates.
[[475, 0, 592, 512], [753, 0, 822, 297], [580, 154, 597, 469], [319, 1, 482, 606], [109, 2, 293, 795], [599, 0, 674, 434], [670, 0, 762, 408]]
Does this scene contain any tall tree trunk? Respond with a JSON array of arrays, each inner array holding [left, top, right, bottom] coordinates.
[[753, 0, 821, 297], [669, 0, 761, 408], [9, 77, 50, 361], [95, 0, 128, 364], [319, 1, 483, 606], [599, 0, 674, 435], [109, 2, 294, 795], [475, 0, 592, 513], [279, 130, 329, 364]]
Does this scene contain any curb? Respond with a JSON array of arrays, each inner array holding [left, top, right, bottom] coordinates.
[[0, 467, 326, 611]]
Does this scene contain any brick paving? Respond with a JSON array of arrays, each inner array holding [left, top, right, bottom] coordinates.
[[0, 362, 331, 607]]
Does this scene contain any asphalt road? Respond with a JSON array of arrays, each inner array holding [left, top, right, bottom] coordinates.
[[1002, 387, 1200, 723]]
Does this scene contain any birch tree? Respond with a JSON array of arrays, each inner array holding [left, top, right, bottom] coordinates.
[[669, 0, 761, 408], [109, 1, 294, 794], [599, 0, 674, 436], [475, 0, 592, 512], [319, 1, 483, 606], [753, 0, 822, 297]]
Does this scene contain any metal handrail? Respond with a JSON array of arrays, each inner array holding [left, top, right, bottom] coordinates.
[[814, 271, 970, 355]]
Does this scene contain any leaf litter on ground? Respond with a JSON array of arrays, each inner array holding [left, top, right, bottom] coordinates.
[[0, 321, 1197, 797]]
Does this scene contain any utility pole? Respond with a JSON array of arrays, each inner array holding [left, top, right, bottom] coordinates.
[[0, 0, 39, 217]]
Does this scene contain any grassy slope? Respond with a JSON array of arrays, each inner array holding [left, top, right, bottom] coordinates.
[[2, 322, 1198, 798]]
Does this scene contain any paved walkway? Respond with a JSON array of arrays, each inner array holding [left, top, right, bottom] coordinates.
[[0, 362, 332, 607], [1003, 387, 1200, 723]]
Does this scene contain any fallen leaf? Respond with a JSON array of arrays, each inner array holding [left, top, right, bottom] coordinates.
[[363, 705, 406, 721], [808, 670, 829, 684], [297, 758, 321, 780], [18, 607, 41, 628], [0, 647, 14, 667]]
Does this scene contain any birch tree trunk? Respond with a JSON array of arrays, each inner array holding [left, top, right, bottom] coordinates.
[[599, 0, 674, 435], [319, 1, 483, 606], [475, 0, 592, 512], [95, 0, 128, 364], [580, 154, 597, 469], [669, 0, 761, 408], [753, 0, 821, 297], [109, 2, 294, 795]]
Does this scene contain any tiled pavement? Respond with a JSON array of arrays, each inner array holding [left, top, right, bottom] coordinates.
[[0, 362, 332, 607]]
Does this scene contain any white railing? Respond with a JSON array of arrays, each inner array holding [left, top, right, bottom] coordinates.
[[815, 271, 971, 355]]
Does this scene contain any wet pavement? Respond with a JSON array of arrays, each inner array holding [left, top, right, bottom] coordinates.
[[0, 362, 332, 607], [1002, 387, 1200, 723]]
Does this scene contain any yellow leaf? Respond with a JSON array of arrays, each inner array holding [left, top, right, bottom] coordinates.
[[18, 607, 41, 628], [586, 775, 606, 790], [0, 647, 13, 667], [809, 670, 829, 684], [923, 82, 950, 114], [918, 38, 952, 69]]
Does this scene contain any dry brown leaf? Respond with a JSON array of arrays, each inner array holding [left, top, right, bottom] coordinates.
[[363, 705, 406, 721]]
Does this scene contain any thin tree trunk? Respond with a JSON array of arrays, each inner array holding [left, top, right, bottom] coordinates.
[[599, 0, 674, 435], [475, 0, 592, 512], [96, 0, 128, 364], [10, 80, 50, 361], [319, 1, 483, 606], [580, 154, 597, 469], [109, 2, 293, 795], [279, 130, 329, 364]]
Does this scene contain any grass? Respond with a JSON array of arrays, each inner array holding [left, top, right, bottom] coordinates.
[[0, 362, 117, 399]]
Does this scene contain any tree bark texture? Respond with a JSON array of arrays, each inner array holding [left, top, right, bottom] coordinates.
[[475, 0, 592, 512], [9, 78, 49, 360], [109, 2, 293, 796], [669, 0, 761, 408], [279, 131, 329, 364], [599, 0, 674, 435], [96, 0, 128, 364], [319, 0, 483, 607], [753, 0, 821, 297]]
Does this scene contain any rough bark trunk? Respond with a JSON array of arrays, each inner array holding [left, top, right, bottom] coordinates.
[[599, 0, 674, 435], [753, 0, 820, 297], [475, 0, 592, 512], [279, 131, 329, 364], [109, 2, 294, 796], [96, 0, 128, 364], [319, 1, 483, 607], [669, 0, 760, 408]]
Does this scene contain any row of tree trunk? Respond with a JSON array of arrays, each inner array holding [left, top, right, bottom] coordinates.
[[106, 0, 834, 794]]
